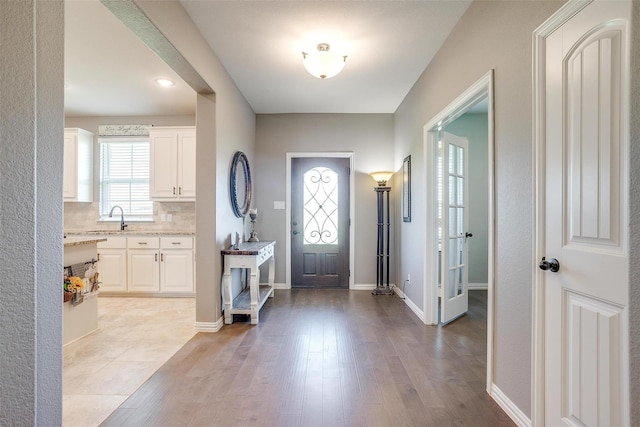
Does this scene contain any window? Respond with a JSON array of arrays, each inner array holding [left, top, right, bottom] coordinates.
[[99, 137, 153, 219]]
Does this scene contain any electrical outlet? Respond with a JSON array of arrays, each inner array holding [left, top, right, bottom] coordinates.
[[167, 214, 173, 222], [160, 214, 166, 222]]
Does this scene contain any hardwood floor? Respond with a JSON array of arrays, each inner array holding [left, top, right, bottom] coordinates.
[[102, 290, 514, 427]]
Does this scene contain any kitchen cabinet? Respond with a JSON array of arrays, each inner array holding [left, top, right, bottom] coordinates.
[[159, 237, 194, 293], [95, 235, 195, 295], [97, 237, 127, 292], [128, 237, 160, 292], [150, 126, 196, 201], [64, 128, 94, 202]]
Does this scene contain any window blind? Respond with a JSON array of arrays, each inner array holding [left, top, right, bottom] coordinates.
[[99, 137, 152, 217]]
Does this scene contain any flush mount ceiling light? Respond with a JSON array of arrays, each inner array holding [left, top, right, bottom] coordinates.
[[301, 43, 347, 80], [155, 78, 174, 87]]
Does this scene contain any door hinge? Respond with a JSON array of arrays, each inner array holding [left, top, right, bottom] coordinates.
[[349, 218, 351, 226], [348, 167, 351, 175], [349, 269, 351, 277]]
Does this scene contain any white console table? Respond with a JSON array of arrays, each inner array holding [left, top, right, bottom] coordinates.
[[222, 241, 275, 325]]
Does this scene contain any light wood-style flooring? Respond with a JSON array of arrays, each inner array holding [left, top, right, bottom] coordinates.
[[101, 290, 513, 426]]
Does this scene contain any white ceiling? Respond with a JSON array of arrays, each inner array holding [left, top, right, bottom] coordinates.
[[64, 0, 472, 117]]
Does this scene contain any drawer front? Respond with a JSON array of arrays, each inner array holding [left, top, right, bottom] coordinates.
[[97, 236, 127, 249], [128, 236, 160, 249], [257, 243, 274, 265], [160, 237, 193, 249]]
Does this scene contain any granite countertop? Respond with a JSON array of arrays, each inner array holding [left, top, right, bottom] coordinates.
[[65, 230, 195, 236], [63, 237, 108, 247]]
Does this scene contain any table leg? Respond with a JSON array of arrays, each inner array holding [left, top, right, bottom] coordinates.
[[268, 252, 275, 298], [223, 262, 233, 324], [249, 267, 259, 325]]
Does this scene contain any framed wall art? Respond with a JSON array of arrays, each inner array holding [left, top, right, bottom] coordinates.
[[403, 155, 411, 222]]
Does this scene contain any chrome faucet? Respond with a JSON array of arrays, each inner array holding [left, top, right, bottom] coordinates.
[[108, 205, 128, 231]]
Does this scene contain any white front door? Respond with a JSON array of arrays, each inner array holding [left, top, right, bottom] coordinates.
[[440, 132, 470, 323], [541, 0, 630, 424]]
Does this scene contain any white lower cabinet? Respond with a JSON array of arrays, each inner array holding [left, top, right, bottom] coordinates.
[[97, 237, 127, 292], [97, 235, 194, 295], [128, 237, 161, 292], [160, 237, 194, 293]]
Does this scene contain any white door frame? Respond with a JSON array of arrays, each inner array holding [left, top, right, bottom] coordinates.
[[422, 70, 495, 392], [285, 152, 355, 289]]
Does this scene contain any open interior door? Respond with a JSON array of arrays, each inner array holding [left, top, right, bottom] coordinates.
[[439, 132, 470, 324]]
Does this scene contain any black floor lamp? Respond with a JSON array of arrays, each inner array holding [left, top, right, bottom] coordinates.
[[370, 171, 394, 295]]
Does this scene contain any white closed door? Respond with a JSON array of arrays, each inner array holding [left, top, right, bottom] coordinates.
[[440, 132, 470, 324], [542, 0, 630, 424]]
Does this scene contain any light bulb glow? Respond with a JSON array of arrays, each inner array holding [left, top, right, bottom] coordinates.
[[156, 79, 175, 87]]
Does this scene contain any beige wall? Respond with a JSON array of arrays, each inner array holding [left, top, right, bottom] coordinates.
[[135, 1, 256, 325], [255, 114, 395, 286], [0, 0, 64, 424], [393, 0, 564, 417]]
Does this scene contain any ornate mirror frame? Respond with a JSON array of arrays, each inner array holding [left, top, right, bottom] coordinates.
[[229, 151, 252, 218]]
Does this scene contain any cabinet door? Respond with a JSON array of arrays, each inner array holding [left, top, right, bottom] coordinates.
[[63, 133, 77, 200], [128, 250, 160, 292], [97, 249, 127, 292], [177, 131, 196, 200], [150, 132, 178, 199], [160, 250, 194, 293]]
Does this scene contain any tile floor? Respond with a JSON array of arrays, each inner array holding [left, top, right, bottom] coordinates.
[[63, 297, 196, 427]]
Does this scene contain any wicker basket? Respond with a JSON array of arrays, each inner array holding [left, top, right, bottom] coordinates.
[[63, 291, 74, 303]]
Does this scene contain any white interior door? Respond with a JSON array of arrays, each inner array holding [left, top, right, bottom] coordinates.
[[542, 1, 630, 424], [440, 132, 470, 324]]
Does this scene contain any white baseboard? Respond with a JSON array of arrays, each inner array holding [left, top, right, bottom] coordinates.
[[490, 383, 531, 427], [469, 282, 489, 290], [353, 283, 376, 290], [393, 286, 426, 322], [194, 317, 224, 332]]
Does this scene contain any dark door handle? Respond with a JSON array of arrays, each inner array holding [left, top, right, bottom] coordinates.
[[465, 232, 473, 238], [292, 230, 298, 235], [539, 257, 560, 273]]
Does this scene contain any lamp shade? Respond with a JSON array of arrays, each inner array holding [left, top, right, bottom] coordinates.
[[370, 171, 393, 186], [302, 43, 347, 80]]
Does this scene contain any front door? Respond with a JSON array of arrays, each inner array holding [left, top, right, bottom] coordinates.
[[542, 1, 630, 424], [291, 157, 350, 288], [439, 132, 470, 323]]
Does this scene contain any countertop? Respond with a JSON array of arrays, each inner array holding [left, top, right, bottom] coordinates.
[[63, 237, 108, 247], [65, 230, 195, 236]]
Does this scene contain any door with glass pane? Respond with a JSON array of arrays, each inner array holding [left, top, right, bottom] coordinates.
[[440, 132, 470, 323], [291, 157, 350, 288]]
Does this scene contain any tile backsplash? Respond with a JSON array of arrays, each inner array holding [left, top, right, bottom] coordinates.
[[64, 201, 195, 232]]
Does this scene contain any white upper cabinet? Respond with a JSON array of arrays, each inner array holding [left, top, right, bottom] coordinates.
[[64, 128, 94, 202], [150, 126, 196, 201]]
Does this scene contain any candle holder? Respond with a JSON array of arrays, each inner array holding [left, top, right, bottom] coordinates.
[[248, 213, 259, 242]]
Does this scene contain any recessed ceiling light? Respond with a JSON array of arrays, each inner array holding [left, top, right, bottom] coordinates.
[[156, 79, 174, 87]]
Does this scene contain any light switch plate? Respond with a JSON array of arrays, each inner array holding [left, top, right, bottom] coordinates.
[[274, 201, 285, 210]]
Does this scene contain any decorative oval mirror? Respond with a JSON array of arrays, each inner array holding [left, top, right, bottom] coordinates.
[[229, 151, 252, 218]]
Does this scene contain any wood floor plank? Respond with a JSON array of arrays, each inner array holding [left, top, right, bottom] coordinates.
[[100, 289, 514, 427]]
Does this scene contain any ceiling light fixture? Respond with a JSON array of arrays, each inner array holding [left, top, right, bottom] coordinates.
[[155, 79, 174, 87], [301, 43, 347, 80]]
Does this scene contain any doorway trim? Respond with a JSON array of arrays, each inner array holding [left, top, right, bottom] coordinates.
[[285, 152, 355, 289], [422, 70, 495, 392]]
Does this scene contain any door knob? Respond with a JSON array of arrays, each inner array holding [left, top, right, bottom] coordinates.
[[539, 257, 560, 273], [465, 232, 473, 238], [292, 230, 298, 235]]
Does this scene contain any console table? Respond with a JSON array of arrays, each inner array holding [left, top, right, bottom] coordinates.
[[222, 241, 275, 325]]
